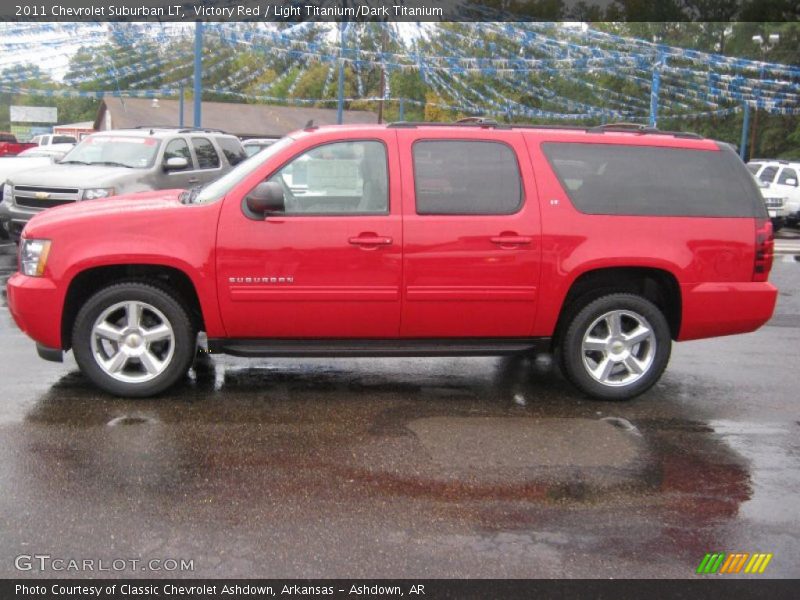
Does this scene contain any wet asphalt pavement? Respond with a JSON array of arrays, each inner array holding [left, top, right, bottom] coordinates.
[[0, 238, 798, 579]]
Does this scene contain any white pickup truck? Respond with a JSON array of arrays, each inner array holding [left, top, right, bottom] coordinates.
[[30, 133, 78, 146], [748, 160, 800, 228]]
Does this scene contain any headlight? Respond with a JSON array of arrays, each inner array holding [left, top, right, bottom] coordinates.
[[20, 239, 52, 277], [82, 188, 114, 200], [2, 183, 11, 202]]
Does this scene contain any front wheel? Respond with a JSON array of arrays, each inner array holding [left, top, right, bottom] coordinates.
[[72, 282, 196, 397], [560, 293, 671, 401]]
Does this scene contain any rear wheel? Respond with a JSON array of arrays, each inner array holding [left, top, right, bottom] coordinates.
[[72, 282, 196, 397], [560, 293, 671, 401]]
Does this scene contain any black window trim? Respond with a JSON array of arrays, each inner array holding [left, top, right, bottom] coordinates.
[[242, 137, 392, 219], [411, 138, 525, 217]]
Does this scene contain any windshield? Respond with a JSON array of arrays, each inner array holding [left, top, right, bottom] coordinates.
[[193, 136, 294, 204], [60, 135, 160, 168]]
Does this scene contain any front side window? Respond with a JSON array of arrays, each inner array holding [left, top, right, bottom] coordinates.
[[412, 140, 522, 215], [163, 138, 192, 169], [192, 137, 220, 169], [266, 140, 388, 215], [758, 166, 779, 184]]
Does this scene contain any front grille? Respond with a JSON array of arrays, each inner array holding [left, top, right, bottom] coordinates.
[[14, 185, 80, 194], [15, 197, 75, 209], [12, 184, 80, 209], [764, 197, 784, 208]]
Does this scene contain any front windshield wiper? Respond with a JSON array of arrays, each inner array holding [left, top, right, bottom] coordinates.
[[94, 161, 134, 168], [59, 159, 92, 165]]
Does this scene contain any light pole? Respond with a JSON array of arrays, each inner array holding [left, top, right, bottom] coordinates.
[[748, 33, 779, 160]]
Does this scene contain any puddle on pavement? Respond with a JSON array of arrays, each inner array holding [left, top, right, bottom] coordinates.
[[17, 338, 754, 514]]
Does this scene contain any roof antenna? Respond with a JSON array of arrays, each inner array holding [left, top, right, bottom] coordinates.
[[304, 119, 315, 129]]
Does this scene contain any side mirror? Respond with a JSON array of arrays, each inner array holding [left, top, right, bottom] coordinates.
[[785, 178, 798, 187], [164, 157, 189, 171], [245, 181, 284, 219]]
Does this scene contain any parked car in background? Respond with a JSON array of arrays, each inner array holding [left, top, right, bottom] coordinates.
[[0, 132, 36, 157], [754, 178, 789, 231], [0, 143, 76, 240], [17, 143, 76, 159], [1, 127, 247, 241], [748, 159, 800, 226], [31, 133, 78, 146], [6, 122, 777, 400], [242, 138, 279, 157]]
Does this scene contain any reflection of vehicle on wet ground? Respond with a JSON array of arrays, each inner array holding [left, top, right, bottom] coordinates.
[[18, 356, 751, 573]]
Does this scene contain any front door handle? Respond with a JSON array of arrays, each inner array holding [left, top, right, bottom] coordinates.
[[188, 178, 200, 184], [349, 234, 393, 247], [490, 235, 532, 246]]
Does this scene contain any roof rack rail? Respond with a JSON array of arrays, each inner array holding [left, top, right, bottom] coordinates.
[[587, 122, 703, 139], [455, 117, 499, 126], [387, 120, 509, 129], [132, 125, 230, 135], [386, 120, 703, 139]]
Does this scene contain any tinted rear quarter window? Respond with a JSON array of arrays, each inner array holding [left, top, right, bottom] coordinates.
[[542, 142, 765, 218], [218, 137, 248, 166], [413, 140, 522, 215]]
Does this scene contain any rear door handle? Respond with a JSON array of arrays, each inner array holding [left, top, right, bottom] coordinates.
[[188, 178, 200, 184], [490, 235, 532, 245], [349, 234, 393, 247]]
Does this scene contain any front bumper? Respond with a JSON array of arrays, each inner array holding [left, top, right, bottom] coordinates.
[[6, 272, 64, 350], [0, 201, 38, 241]]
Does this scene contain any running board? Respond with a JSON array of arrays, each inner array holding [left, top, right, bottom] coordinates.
[[207, 338, 551, 358]]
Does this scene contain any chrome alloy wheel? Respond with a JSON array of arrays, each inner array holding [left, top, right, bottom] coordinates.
[[580, 309, 656, 387], [90, 301, 175, 384]]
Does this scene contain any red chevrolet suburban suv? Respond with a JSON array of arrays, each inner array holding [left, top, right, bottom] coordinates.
[[7, 122, 777, 400]]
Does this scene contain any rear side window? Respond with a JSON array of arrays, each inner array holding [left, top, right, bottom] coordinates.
[[217, 137, 247, 166], [412, 140, 522, 215], [542, 142, 765, 218], [778, 168, 798, 186], [192, 137, 220, 169]]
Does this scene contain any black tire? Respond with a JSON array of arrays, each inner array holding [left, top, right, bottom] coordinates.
[[560, 293, 671, 401], [72, 282, 196, 398]]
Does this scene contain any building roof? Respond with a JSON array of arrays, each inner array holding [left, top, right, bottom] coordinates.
[[54, 121, 95, 129], [94, 97, 379, 138]]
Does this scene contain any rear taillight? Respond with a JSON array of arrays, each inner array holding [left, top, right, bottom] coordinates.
[[753, 218, 774, 282]]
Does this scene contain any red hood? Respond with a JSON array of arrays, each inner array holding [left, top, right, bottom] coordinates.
[[23, 189, 186, 236]]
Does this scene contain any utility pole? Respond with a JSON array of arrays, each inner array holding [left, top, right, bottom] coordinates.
[[193, 21, 203, 128], [336, 1, 348, 125], [377, 23, 388, 124], [649, 51, 666, 128], [749, 33, 779, 160]]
